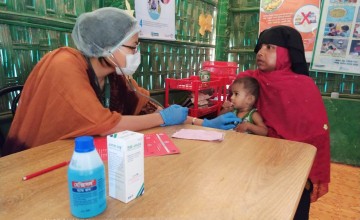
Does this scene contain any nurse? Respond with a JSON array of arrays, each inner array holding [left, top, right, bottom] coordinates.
[[4, 7, 239, 155]]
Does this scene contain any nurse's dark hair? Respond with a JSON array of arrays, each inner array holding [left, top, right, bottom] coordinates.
[[85, 56, 139, 115], [233, 77, 259, 100], [98, 57, 113, 67]]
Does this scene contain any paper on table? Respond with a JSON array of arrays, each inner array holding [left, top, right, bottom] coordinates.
[[172, 129, 225, 141]]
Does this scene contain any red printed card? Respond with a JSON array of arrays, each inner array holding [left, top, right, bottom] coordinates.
[[94, 133, 179, 161], [94, 136, 108, 161], [144, 133, 180, 157]]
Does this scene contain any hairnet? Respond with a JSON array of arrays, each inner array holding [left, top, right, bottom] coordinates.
[[72, 7, 140, 57], [254, 25, 309, 75]]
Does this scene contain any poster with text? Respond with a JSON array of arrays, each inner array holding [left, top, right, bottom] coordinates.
[[135, 0, 175, 41], [310, 0, 360, 75], [260, 0, 320, 62]]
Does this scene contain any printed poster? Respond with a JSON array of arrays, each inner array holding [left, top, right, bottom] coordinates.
[[310, 0, 360, 75], [260, 0, 320, 62], [135, 0, 175, 41]]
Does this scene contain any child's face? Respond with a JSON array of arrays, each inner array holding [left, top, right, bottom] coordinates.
[[230, 83, 254, 110], [256, 44, 277, 72]]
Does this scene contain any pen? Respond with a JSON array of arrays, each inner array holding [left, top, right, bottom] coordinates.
[[22, 161, 70, 181]]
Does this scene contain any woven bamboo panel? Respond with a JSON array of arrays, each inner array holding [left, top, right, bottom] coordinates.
[[0, 0, 99, 86], [0, 0, 99, 113], [1, 0, 217, 114], [228, 51, 256, 72], [110, 0, 218, 90], [231, 0, 260, 8], [136, 41, 213, 90], [309, 72, 360, 95], [175, 0, 216, 43], [229, 12, 259, 51], [105, 0, 217, 44]]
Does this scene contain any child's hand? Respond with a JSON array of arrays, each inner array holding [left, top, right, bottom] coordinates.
[[222, 100, 233, 109], [235, 122, 249, 133]]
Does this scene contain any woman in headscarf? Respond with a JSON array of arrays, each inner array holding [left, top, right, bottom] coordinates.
[[236, 25, 330, 220]]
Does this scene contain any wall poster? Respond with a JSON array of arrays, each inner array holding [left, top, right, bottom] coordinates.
[[135, 0, 176, 41], [310, 0, 360, 75], [259, 0, 320, 62]]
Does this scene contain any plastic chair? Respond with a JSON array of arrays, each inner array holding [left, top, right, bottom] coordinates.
[[0, 85, 23, 116], [0, 85, 23, 155]]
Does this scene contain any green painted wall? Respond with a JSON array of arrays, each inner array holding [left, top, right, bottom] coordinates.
[[323, 97, 360, 166]]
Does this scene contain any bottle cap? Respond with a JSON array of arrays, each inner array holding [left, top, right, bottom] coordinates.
[[199, 70, 211, 82], [74, 136, 95, 153]]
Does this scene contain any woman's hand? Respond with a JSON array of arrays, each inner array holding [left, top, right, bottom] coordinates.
[[202, 112, 241, 130], [159, 105, 188, 126]]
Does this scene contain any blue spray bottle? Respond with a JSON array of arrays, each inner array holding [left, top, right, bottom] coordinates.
[[68, 136, 107, 218]]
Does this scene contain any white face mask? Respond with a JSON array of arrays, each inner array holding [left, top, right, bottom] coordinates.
[[116, 52, 141, 76]]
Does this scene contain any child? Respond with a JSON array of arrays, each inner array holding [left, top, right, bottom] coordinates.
[[220, 77, 268, 136]]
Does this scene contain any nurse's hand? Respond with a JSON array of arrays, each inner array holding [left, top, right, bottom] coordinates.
[[160, 105, 188, 126], [202, 112, 241, 130]]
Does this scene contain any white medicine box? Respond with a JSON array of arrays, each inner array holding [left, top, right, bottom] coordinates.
[[107, 131, 144, 203]]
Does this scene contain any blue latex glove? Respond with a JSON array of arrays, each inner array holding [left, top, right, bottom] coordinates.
[[202, 112, 241, 130], [160, 104, 188, 126]]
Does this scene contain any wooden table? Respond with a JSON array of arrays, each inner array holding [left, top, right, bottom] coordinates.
[[0, 125, 316, 219]]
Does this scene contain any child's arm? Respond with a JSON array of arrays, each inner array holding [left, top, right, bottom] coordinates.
[[235, 112, 268, 136]]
